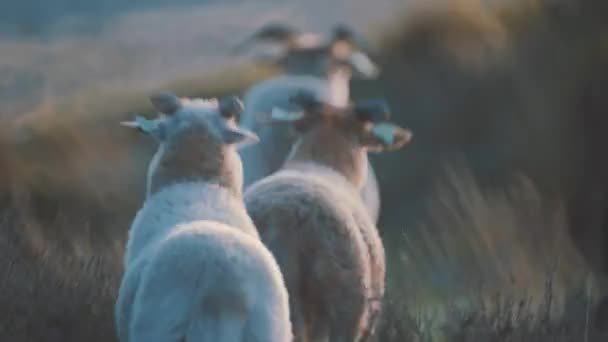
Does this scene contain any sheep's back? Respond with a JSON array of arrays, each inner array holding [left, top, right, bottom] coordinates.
[[125, 182, 257, 266], [245, 164, 386, 332], [149, 220, 288, 303], [244, 165, 365, 238], [244, 165, 374, 293]]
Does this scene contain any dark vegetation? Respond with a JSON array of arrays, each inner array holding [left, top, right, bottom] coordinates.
[[1, 0, 608, 340]]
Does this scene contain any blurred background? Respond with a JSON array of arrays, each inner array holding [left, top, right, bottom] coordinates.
[[1, 0, 607, 341]]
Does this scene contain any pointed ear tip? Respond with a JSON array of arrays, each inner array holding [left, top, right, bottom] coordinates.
[[119, 120, 137, 127], [397, 129, 414, 147], [365, 62, 381, 76], [404, 129, 413, 140]]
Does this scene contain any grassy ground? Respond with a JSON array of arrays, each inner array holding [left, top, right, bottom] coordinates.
[[375, 162, 607, 341], [2, 0, 608, 340]]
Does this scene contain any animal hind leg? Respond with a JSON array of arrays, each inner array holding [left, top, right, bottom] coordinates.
[[327, 287, 367, 342], [115, 265, 144, 342], [302, 285, 365, 342], [289, 298, 309, 342], [306, 312, 329, 342]]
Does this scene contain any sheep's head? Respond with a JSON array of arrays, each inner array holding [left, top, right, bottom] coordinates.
[[327, 24, 380, 79], [232, 22, 379, 79], [271, 90, 412, 153], [121, 92, 258, 196], [121, 92, 256, 147]]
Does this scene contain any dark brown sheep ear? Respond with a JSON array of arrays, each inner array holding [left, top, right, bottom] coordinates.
[[150, 92, 181, 114], [364, 122, 413, 153], [219, 96, 244, 121], [328, 24, 379, 78], [270, 107, 305, 122], [270, 91, 319, 124], [353, 99, 412, 152], [289, 90, 323, 111], [221, 125, 259, 148], [330, 24, 372, 52], [353, 99, 391, 123]]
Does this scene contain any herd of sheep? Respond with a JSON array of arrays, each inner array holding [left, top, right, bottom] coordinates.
[[115, 23, 413, 342]]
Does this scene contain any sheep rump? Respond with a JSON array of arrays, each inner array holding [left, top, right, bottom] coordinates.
[[245, 163, 385, 341], [116, 182, 292, 342]]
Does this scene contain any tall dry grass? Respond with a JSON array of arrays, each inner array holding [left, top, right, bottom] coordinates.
[[376, 160, 604, 341]]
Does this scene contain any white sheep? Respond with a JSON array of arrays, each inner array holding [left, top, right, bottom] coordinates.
[[115, 92, 292, 342], [244, 91, 413, 341], [234, 22, 383, 223]]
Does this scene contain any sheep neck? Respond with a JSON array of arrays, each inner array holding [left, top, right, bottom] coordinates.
[[283, 62, 352, 107], [284, 129, 368, 189], [147, 142, 243, 199], [282, 54, 351, 85], [281, 49, 326, 76], [326, 68, 351, 107]]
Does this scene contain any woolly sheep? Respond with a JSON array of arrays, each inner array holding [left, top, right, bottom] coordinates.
[[235, 22, 383, 223], [244, 91, 413, 341], [115, 92, 292, 342]]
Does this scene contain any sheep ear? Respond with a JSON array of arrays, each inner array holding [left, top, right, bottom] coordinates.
[[331, 24, 372, 51], [120, 116, 156, 133], [230, 22, 298, 54], [120, 116, 165, 140], [348, 51, 379, 78], [270, 107, 305, 121], [354, 99, 391, 122], [222, 126, 259, 148], [150, 92, 181, 114], [219, 95, 245, 120], [365, 122, 412, 152]]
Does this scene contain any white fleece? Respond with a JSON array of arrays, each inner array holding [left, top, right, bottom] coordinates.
[[116, 182, 292, 342], [244, 162, 385, 341]]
